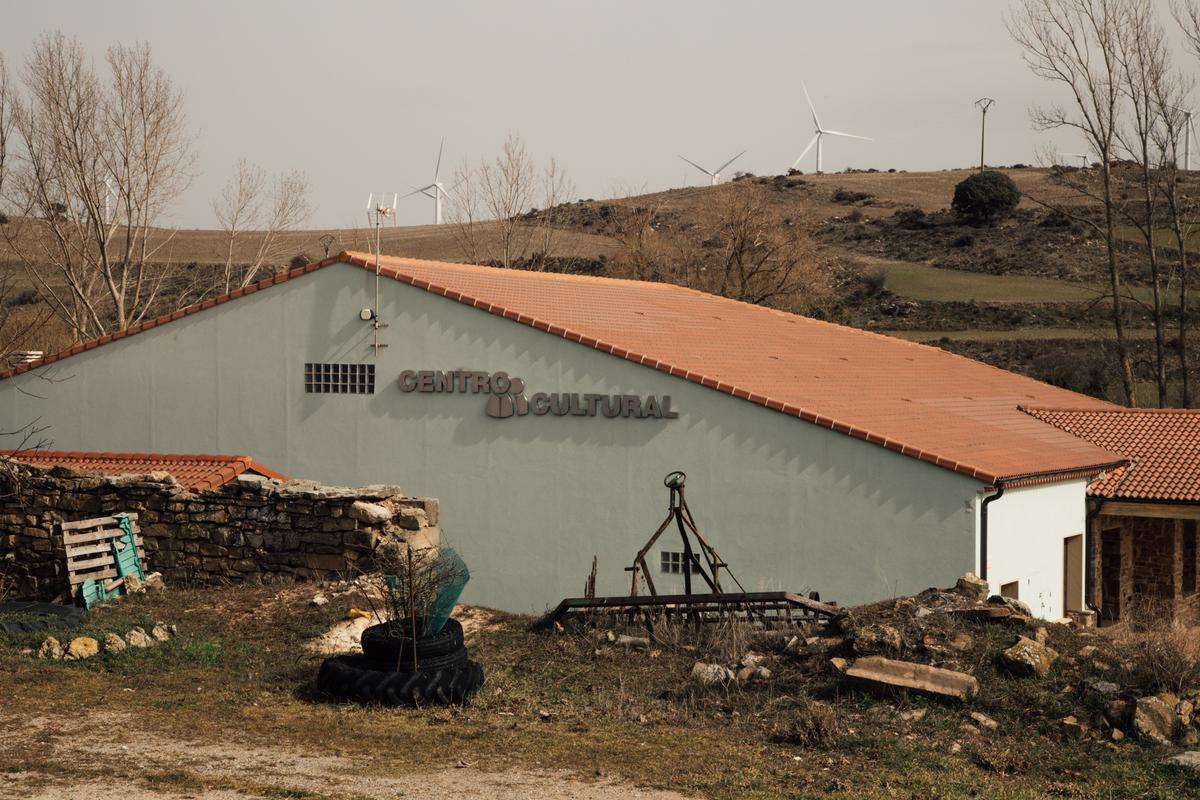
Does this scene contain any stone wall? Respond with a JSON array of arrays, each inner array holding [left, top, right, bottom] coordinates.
[[0, 464, 440, 601], [1093, 513, 1200, 623]]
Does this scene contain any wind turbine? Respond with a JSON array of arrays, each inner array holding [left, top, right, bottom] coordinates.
[[404, 138, 450, 224], [678, 151, 746, 186], [1063, 153, 1091, 168], [791, 82, 871, 174]]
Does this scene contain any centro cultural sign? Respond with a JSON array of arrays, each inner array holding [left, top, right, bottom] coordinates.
[[397, 370, 679, 420]]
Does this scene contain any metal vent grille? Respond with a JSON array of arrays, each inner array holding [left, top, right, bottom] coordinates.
[[304, 363, 375, 394]]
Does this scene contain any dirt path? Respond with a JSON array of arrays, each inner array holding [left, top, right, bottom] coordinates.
[[0, 712, 692, 800]]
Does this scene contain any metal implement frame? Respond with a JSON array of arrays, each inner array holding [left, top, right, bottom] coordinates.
[[626, 471, 740, 597]]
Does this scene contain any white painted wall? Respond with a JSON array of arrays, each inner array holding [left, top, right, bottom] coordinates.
[[979, 479, 1088, 619], [0, 262, 1087, 615]]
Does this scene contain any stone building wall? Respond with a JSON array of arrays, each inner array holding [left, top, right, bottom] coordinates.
[[0, 464, 439, 601], [1093, 513, 1200, 623]]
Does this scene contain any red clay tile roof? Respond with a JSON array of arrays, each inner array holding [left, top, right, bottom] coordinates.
[[1022, 408, 1200, 502], [1, 450, 287, 492], [0, 252, 1125, 485]]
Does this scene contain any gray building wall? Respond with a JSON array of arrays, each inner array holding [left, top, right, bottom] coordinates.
[[1, 263, 987, 612]]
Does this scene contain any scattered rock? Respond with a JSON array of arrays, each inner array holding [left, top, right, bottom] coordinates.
[[953, 573, 989, 602], [1133, 696, 1176, 745], [64, 636, 99, 660], [123, 573, 144, 593], [1061, 715, 1086, 739], [970, 711, 998, 731], [988, 594, 1033, 615], [754, 666, 772, 681], [949, 633, 973, 652], [851, 624, 902, 655], [1000, 636, 1058, 677], [845, 656, 978, 702], [736, 666, 756, 684], [1082, 677, 1121, 697], [1111, 728, 1125, 742], [125, 627, 153, 648], [349, 500, 392, 525], [616, 634, 650, 650], [151, 623, 171, 642], [1078, 645, 1098, 659], [1034, 626, 1048, 645], [37, 637, 62, 660], [691, 661, 733, 686], [310, 593, 329, 607], [899, 708, 928, 722], [103, 632, 127, 652], [1164, 750, 1200, 771], [741, 651, 767, 668], [142, 572, 166, 591]]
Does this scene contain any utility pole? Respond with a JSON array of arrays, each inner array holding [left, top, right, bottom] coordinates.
[[975, 98, 995, 172]]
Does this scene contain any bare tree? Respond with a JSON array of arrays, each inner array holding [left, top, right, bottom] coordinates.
[[671, 184, 828, 310], [1009, 0, 1139, 405], [527, 157, 577, 271], [0, 33, 193, 341], [1169, 0, 1200, 404], [478, 135, 536, 269], [1114, 0, 1171, 405], [0, 54, 11, 202], [447, 157, 486, 265], [447, 135, 576, 269], [213, 161, 312, 291]]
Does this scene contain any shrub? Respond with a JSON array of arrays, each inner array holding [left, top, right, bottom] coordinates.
[[289, 254, 312, 269], [951, 233, 975, 248], [0, 211, 8, 225], [1038, 209, 1072, 228], [769, 694, 841, 747], [846, 208, 865, 223], [1120, 600, 1200, 695], [952, 170, 1020, 223], [894, 208, 928, 229], [860, 267, 888, 296], [832, 188, 874, 205]]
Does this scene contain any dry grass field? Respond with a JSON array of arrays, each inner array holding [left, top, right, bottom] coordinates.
[[1, 583, 1197, 800]]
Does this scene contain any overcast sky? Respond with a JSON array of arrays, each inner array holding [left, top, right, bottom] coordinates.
[[1, 1, 1194, 227]]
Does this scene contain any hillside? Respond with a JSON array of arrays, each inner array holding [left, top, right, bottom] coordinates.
[[2, 167, 1192, 405]]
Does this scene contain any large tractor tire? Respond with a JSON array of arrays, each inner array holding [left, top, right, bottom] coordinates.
[[317, 654, 485, 707]]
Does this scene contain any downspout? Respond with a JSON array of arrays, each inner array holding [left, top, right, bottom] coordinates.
[[979, 481, 1005, 581]]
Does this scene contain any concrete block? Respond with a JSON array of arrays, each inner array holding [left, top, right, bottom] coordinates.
[[845, 656, 978, 702]]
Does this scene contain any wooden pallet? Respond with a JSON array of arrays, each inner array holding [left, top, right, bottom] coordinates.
[[60, 514, 146, 597]]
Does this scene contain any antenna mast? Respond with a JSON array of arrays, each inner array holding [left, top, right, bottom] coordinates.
[[364, 192, 397, 351]]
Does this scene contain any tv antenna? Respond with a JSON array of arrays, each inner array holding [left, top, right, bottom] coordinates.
[[364, 192, 397, 351]]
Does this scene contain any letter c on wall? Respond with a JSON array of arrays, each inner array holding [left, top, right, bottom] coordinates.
[[398, 371, 418, 392]]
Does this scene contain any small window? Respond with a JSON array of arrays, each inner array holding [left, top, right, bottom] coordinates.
[[304, 363, 375, 394], [660, 551, 701, 575], [1000, 581, 1019, 600], [1184, 522, 1197, 596]]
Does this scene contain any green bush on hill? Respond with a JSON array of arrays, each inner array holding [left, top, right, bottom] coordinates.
[[952, 170, 1020, 224]]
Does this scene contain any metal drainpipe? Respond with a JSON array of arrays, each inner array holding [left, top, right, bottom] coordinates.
[[979, 482, 1005, 581]]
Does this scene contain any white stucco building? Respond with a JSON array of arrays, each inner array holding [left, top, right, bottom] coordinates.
[[0, 252, 1127, 617]]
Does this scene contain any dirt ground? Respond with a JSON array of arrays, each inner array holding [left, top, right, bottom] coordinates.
[[0, 710, 691, 800]]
